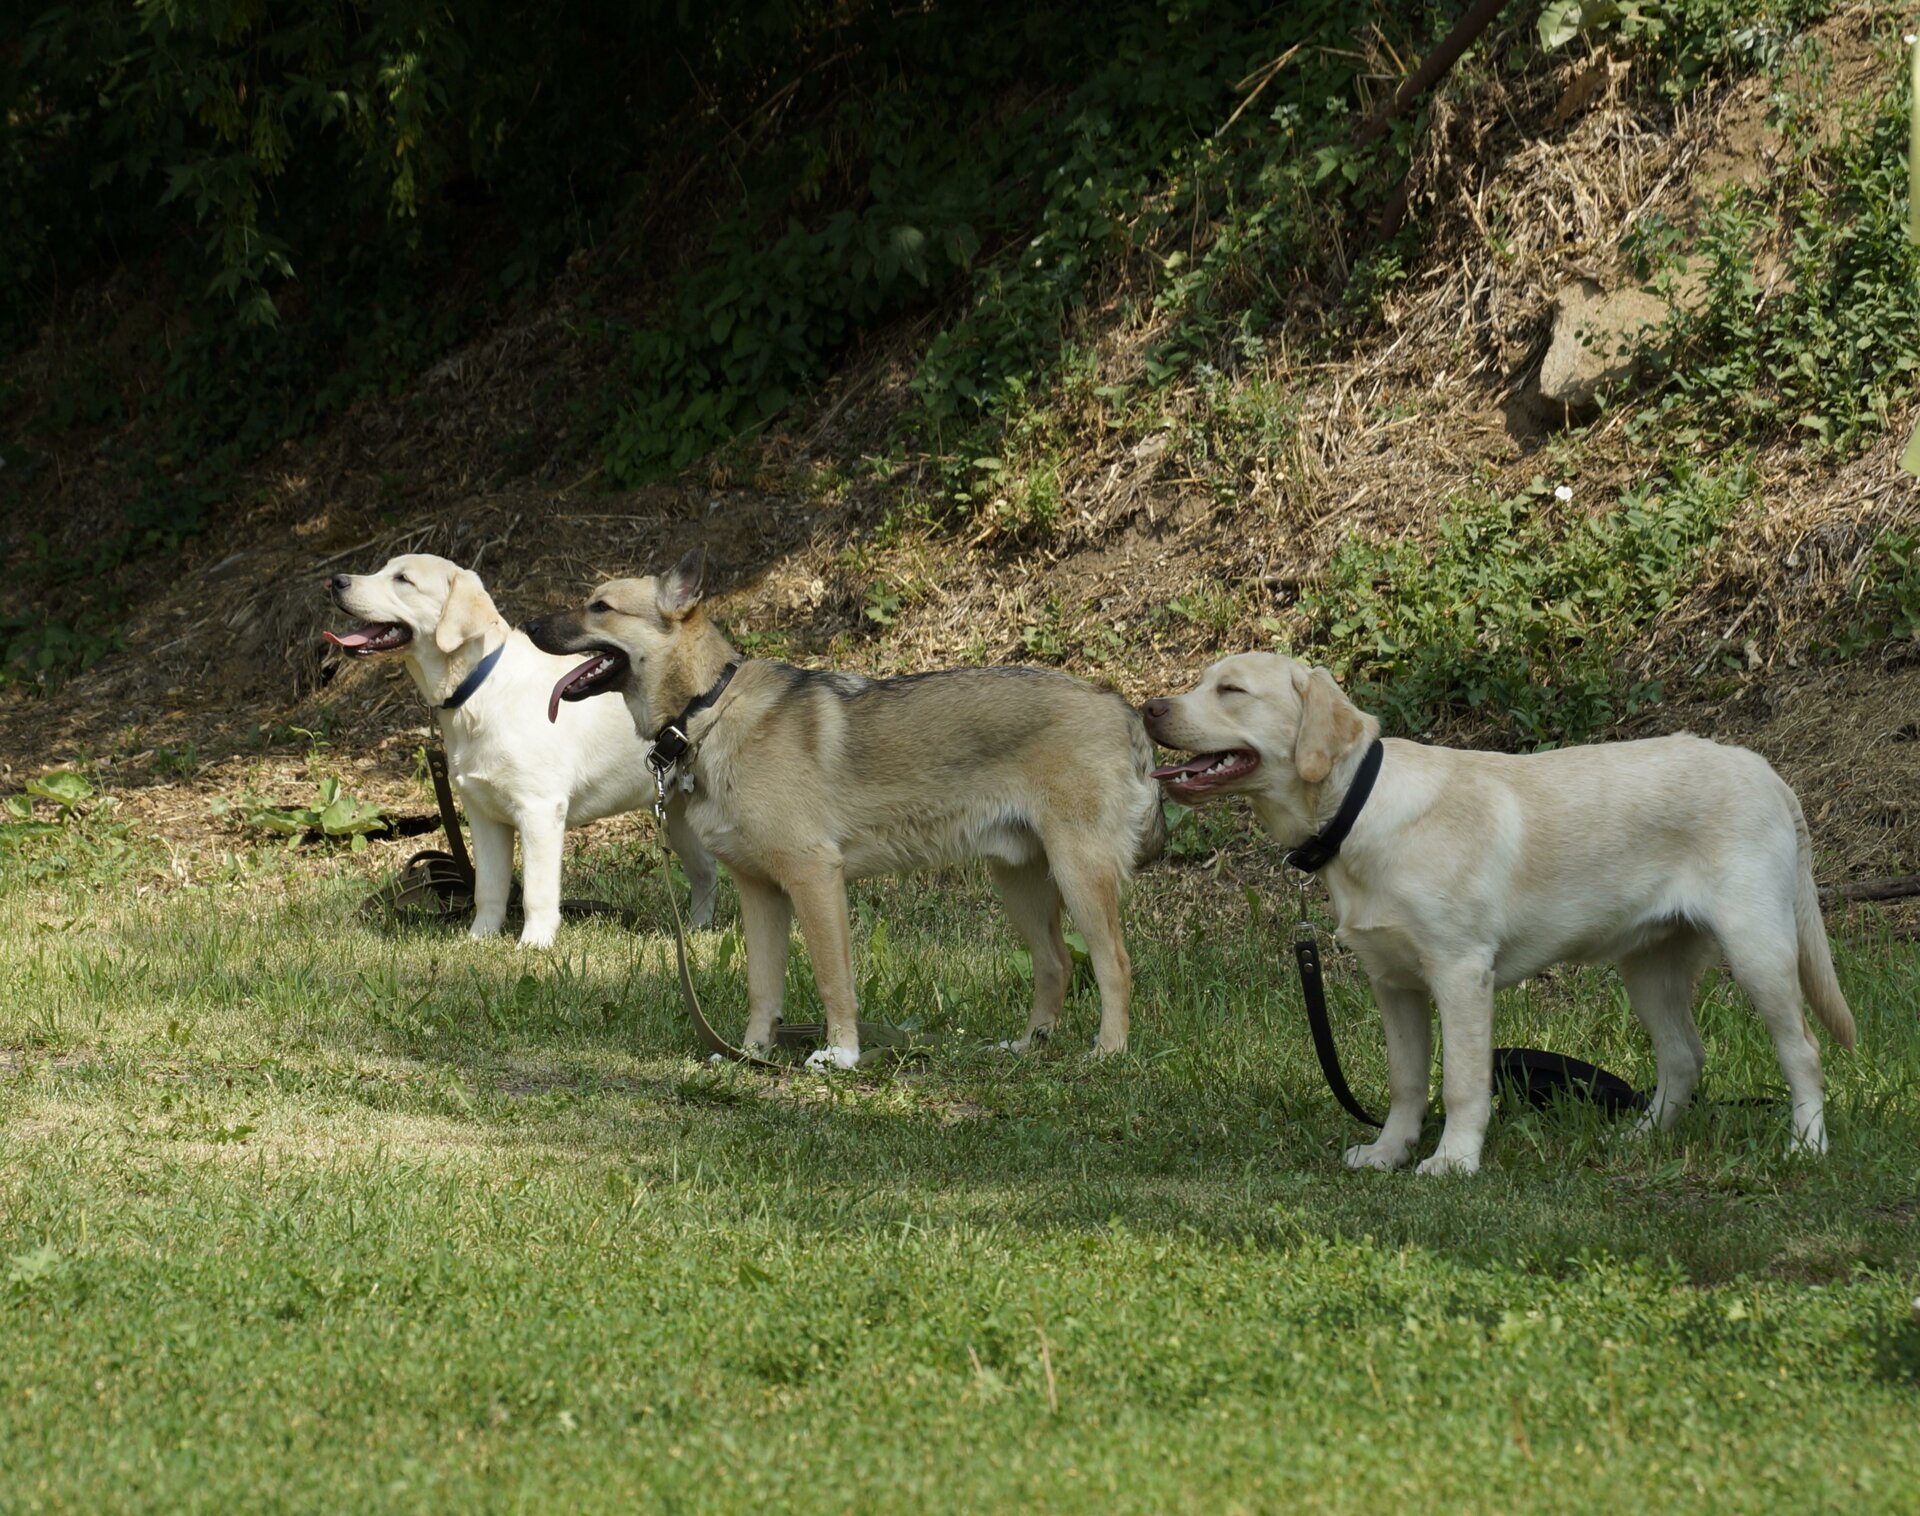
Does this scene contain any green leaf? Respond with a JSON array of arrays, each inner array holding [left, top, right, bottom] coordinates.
[[26, 772, 91, 806]]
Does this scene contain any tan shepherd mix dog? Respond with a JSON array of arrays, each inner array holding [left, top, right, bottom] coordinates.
[[529, 548, 1166, 1068], [1143, 653, 1854, 1174]]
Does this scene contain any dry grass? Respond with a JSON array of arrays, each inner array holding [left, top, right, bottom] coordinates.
[[1, 4, 1912, 881]]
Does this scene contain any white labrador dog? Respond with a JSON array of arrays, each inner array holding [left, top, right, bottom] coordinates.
[[324, 553, 718, 947], [1143, 653, 1855, 1174]]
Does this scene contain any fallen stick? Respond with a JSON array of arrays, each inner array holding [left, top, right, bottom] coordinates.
[[1819, 875, 1920, 907]]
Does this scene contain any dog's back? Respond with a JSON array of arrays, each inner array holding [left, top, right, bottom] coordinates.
[[691, 662, 1163, 882]]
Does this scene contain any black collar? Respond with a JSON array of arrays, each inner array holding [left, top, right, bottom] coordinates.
[[647, 663, 739, 770], [439, 644, 504, 711], [1285, 738, 1384, 873]]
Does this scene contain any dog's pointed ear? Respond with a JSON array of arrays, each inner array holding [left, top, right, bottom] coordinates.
[[656, 546, 706, 621], [435, 569, 495, 654], [1292, 665, 1365, 784]]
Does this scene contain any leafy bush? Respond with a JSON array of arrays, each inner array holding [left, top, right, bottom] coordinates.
[[1298, 464, 1751, 746], [1625, 56, 1920, 453], [601, 0, 1411, 482], [1828, 530, 1920, 660]]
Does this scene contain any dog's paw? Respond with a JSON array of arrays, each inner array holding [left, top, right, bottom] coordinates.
[[804, 1045, 860, 1073], [469, 918, 507, 942], [1343, 1140, 1411, 1172], [1787, 1121, 1829, 1158], [1086, 1036, 1126, 1058], [516, 923, 559, 951], [1414, 1148, 1481, 1177]]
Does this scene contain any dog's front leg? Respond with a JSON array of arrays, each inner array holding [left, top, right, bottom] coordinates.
[[735, 871, 792, 1052], [785, 855, 860, 1071], [1344, 982, 1430, 1171], [515, 802, 568, 949], [466, 813, 515, 940], [1418, 958, 1495, 1176]]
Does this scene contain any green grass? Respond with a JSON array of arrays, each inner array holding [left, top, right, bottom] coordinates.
[[3, 824, 1918, 1513]]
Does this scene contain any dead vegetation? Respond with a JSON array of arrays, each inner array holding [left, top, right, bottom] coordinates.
[[1, 3, 1914, 887]]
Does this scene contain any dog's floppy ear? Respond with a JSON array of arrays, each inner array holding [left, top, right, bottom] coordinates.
[[435, 569, 494, 654], [656, 546, 706, 621], [1292, 665, 1365, 784]]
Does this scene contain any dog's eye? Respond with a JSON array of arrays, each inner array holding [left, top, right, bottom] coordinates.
[[394, 573, 411, 587], [1217, 683, 1245, 696], [589, 599, 611, 614]]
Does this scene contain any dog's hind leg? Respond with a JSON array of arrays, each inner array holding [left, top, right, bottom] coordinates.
[[1619, 931, 1712, 1134], [784, 855, 862, 1071], [1344, 982, 1430, 1171], [467, 813, 515, 940], [1418, 956, 1495, 1175], [1719, 910, 1828, 1154], [1046, 845, 1132, 1056], [515, 802, 567, 949], [736, 870, 793, 1053], [987, 857, 1069, 1052], [665, 803, 720, 930]]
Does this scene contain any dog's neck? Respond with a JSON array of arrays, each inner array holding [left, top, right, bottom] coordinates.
[[406, 620, 511, 713], [640, 615, 739, 741], [1251, 723, 1383, 861]]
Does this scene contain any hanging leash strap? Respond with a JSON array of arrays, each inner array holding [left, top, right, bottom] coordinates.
[[1287, 739, 1386, 1127], [426, 747, 474, 890], [1294, 894, 1383, 1129]]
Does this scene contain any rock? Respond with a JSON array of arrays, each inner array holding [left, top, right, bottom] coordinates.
[[1533, 278, 1671, 418]]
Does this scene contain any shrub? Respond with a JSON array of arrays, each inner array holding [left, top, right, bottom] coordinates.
[[1298, 464, 1752, 746]]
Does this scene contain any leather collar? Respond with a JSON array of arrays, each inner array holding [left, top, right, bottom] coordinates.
[[439, 644, 504, 711], [647, 663, 739, 770], [1285, 738, 1384, 873]]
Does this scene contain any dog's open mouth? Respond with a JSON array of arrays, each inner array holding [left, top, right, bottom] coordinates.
[[547, 648, 628, 722], [1151, 749, 1259, 799], [324, 623, 412, 656]]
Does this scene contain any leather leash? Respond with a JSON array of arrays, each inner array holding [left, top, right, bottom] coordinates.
[[1292, 886, 1384, 1128]]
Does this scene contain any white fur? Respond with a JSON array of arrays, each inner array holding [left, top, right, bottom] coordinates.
[[1146, 653, 1855, 1173], [327, 553, 718, 947]]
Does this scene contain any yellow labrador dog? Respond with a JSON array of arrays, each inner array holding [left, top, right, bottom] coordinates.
[[324, 553, 718, 947], [1143, 653, 1854, 1174]]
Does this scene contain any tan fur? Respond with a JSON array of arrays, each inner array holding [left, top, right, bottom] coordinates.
[[1144, 652, 1854, 1173], [530, 548, 1166, 1065]]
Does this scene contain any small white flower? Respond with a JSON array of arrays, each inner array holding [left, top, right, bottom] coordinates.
[[1554, 484, 1573, 503], [1906, 32, 1918, 44]]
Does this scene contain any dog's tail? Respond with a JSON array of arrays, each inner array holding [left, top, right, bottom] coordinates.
[[1128, 706, 1168, 868], [1791, 797, 1855, 1049]]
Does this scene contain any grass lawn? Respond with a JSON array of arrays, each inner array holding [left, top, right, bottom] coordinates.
[[3, 811, 1918, 1513]]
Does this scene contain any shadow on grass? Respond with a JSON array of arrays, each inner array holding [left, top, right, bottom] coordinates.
[[40, 875, 1920, 1288]]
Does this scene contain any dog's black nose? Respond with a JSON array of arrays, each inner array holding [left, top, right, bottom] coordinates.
[[1142, 698, 1172, 723], [324, 573, 349, 594]]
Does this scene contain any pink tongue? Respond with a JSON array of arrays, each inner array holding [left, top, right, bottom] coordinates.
[[324, 630, 376, 649], [1151, 756, 1217, 781], [547, 659, 599, 724]]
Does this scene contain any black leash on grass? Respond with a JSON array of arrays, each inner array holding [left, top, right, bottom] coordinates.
[[1284, 740, 1666, 1126], [367, 749, 635, 927]]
